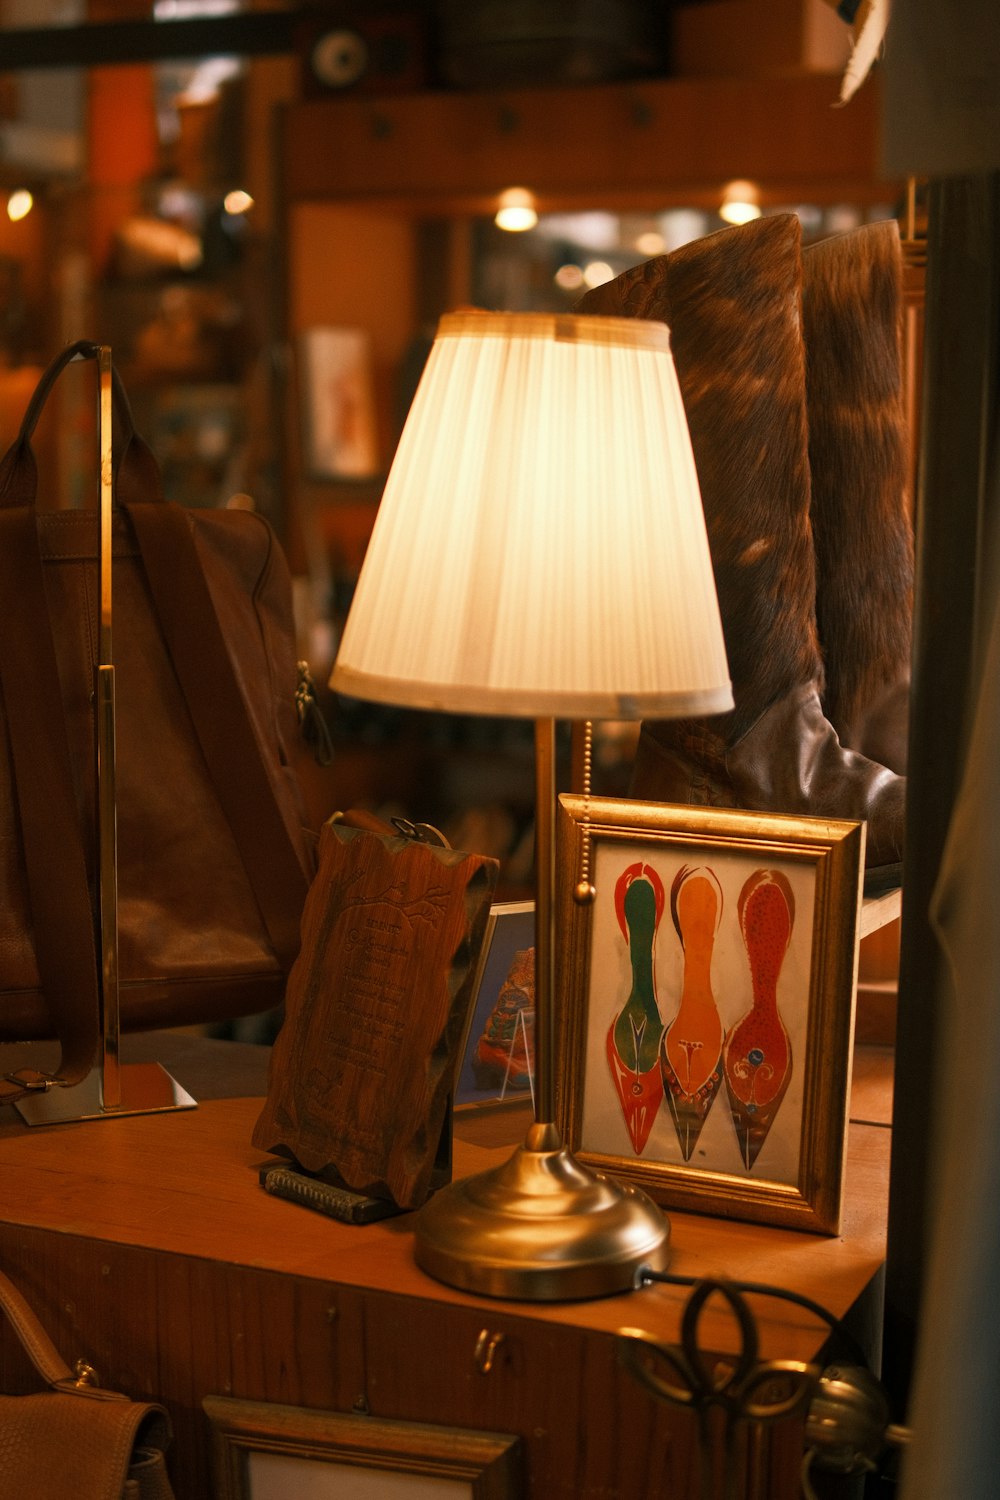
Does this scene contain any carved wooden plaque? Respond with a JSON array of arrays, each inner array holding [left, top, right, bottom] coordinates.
[[252, 821, 498, 1210]]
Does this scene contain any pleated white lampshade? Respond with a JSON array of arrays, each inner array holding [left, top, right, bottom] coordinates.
[[330, 310, 732, 721]]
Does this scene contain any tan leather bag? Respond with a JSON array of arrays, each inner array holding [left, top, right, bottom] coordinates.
[[0, 342, 316, 1104], [0, 1267, 175, 1499]]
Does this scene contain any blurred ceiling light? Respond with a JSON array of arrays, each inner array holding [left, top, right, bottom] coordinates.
[[657, 208, 709, 251], [154, 0, 239, 14], [223, 189, 254, 215], [720, 200, 761, 226], [495, 187, 538, 232], [534, 211, 619, 250], [158, 184, 201, 223], [554, 263, 585, 291], [582, 260, 614, 289], [635, 230, 666, 257], [826, 203, 864, 234], [176, 56, 241, 104], [6, 189, 33, 222], [719, 180, 762, 225], [793, 204, 824, 232]]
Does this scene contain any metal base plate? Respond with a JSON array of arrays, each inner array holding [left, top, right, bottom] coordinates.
[[414, 1121, 671, 1301], [15, 1062, 197, 1126]]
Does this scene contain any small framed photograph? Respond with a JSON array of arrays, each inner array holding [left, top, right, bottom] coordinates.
[[204, 1396, 522, 1498], [455, 901, 535, 1111], [299, 326, 380, 480], [555, 796, 865, 1234]]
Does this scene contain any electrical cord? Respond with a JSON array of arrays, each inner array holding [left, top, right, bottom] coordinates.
[[632, 1270, 910, 1491], [638, 1267, 872, 1370]]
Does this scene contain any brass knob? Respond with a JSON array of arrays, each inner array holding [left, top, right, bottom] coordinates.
[[473, 1328, 505, 1375], [73, 1360, 99, 1388]]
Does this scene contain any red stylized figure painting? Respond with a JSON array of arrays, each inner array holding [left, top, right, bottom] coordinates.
[[606, 861, 665, 1155], [659, 865, 726, 1161], [723, 868, 795, 1169], [473, 946, 534, 1092]]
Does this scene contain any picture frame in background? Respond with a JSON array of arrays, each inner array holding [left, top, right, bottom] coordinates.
[[204, 1396, 522, 1500], [455, 901, 535, 1111], [555, 797, 866, 1234], [299, 326, 379, 481]]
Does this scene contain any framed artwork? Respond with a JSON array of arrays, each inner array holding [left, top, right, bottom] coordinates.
[[555, 796, 866, 1234], [299, 326, 380, 480], [204, 1397, 522, 1499], [455, 901, 535, 1111]]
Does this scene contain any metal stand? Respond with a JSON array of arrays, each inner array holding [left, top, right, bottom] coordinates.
[[17, 347, 195, 1125]]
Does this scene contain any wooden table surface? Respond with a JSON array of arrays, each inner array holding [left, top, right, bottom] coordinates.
[[0, 1031, 892, 1368]]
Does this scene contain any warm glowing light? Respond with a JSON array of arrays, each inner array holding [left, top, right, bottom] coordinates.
[[495, 187, 538, 233], [330, 309, 731, 1300], [719, 180, 761, 225], [658, 208, 709, 251], [224, 188, 254, 215], [635, 230, 666, 256], [331, 309, 731, 720], [554, 263, 585, 291], [582, 260, 614, 289], [6, 190, 33, 222], [720, 199, 761, 225]]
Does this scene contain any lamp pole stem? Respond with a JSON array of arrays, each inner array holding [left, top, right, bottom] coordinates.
[[413, 712, 672, 1299], [534, 716, 556, 1125]]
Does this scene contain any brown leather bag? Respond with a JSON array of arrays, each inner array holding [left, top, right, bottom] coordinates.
[[0, 1266, 176, 1499], [0, 342, 316, 1105]]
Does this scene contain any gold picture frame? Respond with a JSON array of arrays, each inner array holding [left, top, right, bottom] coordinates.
[[555, 796, 865, 1234], [204, 1396, 522, 1499]]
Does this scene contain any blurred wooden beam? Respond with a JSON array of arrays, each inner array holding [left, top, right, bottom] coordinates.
[[0, 11, 296, 69]]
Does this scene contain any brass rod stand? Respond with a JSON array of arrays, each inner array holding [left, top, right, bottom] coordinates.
[[17, 347, 194, 1125]]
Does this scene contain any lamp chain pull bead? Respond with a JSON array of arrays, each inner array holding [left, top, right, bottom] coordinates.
[[574, 720, 597, 906]]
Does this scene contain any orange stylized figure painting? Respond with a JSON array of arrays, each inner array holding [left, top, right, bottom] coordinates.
[[606, 861, 665, 1155], [723, 868, 795, 1170], [659, 865, 726, 1161]]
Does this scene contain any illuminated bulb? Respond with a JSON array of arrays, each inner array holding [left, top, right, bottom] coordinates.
[[224, 188, 254, 215], [6, 190, 33, 222], [495, 187, 538, 233], [719, 180, 761, 225]]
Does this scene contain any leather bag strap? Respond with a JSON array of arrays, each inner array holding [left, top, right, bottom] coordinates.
[[0, 508, 100, 1105], [126, 501, 309, 972], [0, 345, 145, 1104], [0, 340, 163, 511], [0, 1268, 76, 1388]]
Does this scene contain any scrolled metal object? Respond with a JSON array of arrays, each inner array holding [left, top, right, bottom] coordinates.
[[621, 1278, 914, 1498], [619, 1280, 819, 1500], [618, 1280, 818, 1425]]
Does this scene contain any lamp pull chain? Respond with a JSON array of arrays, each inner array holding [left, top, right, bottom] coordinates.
[[574, 720, 597, 906]]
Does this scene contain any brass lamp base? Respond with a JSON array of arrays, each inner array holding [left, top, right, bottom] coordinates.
[[414, 1121, 671, 1301]]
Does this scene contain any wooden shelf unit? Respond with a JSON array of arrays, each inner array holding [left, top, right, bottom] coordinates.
[[282, 72, 897, 215]]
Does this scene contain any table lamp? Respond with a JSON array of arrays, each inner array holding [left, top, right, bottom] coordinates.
[[330, 310, 732, 1300]]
